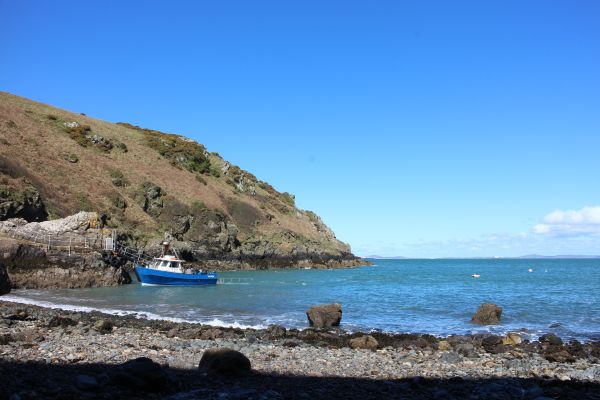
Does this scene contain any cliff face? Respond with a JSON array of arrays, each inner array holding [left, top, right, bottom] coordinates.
[[0, 92, 363, 271]]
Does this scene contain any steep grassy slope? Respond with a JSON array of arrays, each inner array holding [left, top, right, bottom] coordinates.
[[0, 92, 361, 269]]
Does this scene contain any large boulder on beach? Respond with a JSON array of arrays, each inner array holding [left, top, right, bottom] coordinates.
[[306, 303, 342, 328], [113, 357, 174, 392], [349, 335, 378, 351], [471, 303, 502, 325], [198, 348, 251, 376], [0, 265, 10, 295]]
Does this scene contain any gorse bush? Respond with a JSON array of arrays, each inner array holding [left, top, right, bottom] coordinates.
[[195, 175, 207, 185], [65, 124, 92, 147], [281, 192, 295, 207], [117, 122, 212, 175], [109, 169, 129, 187]]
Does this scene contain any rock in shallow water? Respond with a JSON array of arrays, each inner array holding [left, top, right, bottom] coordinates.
[[471, 303, 502, 325], [306, 303, 342, 329]]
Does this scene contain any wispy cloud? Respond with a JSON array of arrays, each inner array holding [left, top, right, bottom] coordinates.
[[533, 206, 600, 237]]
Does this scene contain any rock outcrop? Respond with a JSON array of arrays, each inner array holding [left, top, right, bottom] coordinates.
[[0, 178, 47, 222], [471, 303, 503, 325], [0, 240, 131, 289], [0, 212, 131, 289], [306, 303, 342, 329]]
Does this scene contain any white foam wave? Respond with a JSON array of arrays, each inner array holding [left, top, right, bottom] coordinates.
[[1, 295, 266, 330]]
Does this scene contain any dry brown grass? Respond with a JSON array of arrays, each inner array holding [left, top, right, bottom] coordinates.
[[0, 92, 347, 251]]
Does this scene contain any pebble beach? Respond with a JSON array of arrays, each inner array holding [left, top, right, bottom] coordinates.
[[1, 301, 599, 399]]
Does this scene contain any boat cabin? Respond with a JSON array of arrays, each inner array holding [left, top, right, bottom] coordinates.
[[149, 255, 184, 273]]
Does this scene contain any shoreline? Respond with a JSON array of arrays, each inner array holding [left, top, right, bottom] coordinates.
[[1, 300, 599, 398], [4, 290, 599, 343]]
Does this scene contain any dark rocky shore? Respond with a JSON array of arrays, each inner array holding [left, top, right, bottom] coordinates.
[[1, 301, 599, 399]]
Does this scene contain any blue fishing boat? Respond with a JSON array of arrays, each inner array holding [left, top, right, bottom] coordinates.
[[134, 240, 217, 286]]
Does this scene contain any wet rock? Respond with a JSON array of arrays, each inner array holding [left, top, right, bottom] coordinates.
[[200, 327, 224, 340], [7, 309, 30, 321], [471, 303, 502, 325], [539, 333, 563, 346], [306, 303, 342, 329], [565, 340, 586, 359], [113, 357, 174, 392], [47, 315, 77, 328], [482, 335, 508, 354], [94, 319, 114, 334], [544, 350, 575, 363], [262, 324, 287, 340], [0, 265, 10, 295], [198, 347, 252, 376], [348, 335, 378, 351]]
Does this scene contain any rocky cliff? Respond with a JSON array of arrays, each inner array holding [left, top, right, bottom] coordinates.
[[0, 212, 130, 289], [0, 92, 365, 284]]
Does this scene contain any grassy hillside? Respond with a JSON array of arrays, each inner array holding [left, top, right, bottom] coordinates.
[[0, 92, 360, 268]]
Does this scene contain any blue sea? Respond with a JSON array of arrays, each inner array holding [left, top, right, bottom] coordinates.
[[4, 259, 600, 341]]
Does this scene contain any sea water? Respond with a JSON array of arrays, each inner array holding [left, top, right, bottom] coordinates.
[[4, 259, 600, 341]]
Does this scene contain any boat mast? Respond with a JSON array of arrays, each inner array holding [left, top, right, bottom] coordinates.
[[161, 232, 181, 260]]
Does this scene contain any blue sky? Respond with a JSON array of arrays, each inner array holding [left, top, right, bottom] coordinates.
[[1, 1, 599, 257]]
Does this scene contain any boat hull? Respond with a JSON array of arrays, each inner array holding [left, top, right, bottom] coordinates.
[[134, 265, 218, 286]]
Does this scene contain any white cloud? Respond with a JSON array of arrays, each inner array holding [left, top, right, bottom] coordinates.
[[533, 206, 600, 237]]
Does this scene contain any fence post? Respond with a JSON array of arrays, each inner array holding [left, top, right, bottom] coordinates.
[[69, 237, 72, 256]]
